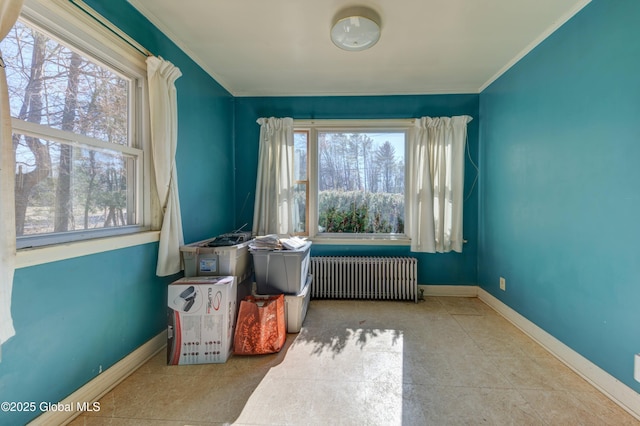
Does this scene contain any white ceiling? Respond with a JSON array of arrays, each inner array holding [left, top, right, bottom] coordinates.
[[127, 0, 590, 97]]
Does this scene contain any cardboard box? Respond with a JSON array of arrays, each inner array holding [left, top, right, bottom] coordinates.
[[180, 238, 252, 282], [167, 276, 237, 365]]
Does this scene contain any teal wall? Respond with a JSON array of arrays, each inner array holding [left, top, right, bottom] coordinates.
[[234, 95, 480, 285], [5, 245, 172, 423], [478, 0, 640, 392], [4, 0, 639, 424], [0, 1, 235, 424]]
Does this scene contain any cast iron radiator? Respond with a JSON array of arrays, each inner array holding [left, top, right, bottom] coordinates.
[[310, 256, 418, 302]]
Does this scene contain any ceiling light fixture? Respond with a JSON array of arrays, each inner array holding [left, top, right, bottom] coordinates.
[[330, 6, 381, 51]]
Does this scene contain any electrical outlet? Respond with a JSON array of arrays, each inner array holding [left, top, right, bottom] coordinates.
[[499, 277, 506, 291], [635, 354, 640, 383]]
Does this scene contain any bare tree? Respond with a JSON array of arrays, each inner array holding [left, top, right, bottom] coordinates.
[[347, 134, 362, 190], [102, 167, 126, 227], [13, 30, 52, 236], [376, 141, 396, 193], [54, 51, 82, 232], [361, 135, 373, 192]]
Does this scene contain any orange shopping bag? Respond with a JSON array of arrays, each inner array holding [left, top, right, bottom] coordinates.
[[234, 294, 286, 355]]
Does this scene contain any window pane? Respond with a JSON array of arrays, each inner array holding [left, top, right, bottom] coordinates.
[[317, 132, 405, 234], [2, 14, 142, 247], [293, 183, 307, 234], [14, 134, 136, 236], [294, 131, 307, 180], [1, 20, 130, 145]]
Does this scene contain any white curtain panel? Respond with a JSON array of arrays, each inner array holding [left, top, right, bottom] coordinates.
[[252, 117, 295, 236], [406, 119, 436, 253], [0, 0, 24, 346], [407, 115, 472, 253], [146, 56, 184, 276]]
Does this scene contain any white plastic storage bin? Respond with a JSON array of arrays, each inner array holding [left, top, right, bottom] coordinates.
[[252, 241, 311, 295], [180, 238, 252, 282], [284, 275, 312, 333], [254, 275, 312, 333]]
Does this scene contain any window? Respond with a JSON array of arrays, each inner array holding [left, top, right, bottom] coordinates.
[[1, 1, 149, 249], [293, 130, 309, 235], [294, 120, 410, 240]]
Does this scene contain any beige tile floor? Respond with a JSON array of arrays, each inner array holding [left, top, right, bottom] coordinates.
[[69, 297, 638, 425]]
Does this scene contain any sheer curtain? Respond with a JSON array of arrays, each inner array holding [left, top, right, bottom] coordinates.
[[146, 56, 184, 276], [406, 115, 472, 253], [252, 117, 295, 236], [0, 0, 24, 347]]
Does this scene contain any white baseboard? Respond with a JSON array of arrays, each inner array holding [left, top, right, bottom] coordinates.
[[477, 288, 640, 421], [419, 284, 479, 297], [29, 331, 167, 426]]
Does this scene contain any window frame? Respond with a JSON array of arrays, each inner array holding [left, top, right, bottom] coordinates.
[[293, 129, 310, 236], [9, 0, 155, 260], [295, 119, 412, 245]]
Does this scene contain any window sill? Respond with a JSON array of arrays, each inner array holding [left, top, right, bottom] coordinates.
[[16, 231, 160, 269], [309, 235, 411, 246]]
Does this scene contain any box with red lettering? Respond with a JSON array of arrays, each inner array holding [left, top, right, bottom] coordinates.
[[167, 276, 237, 364]]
